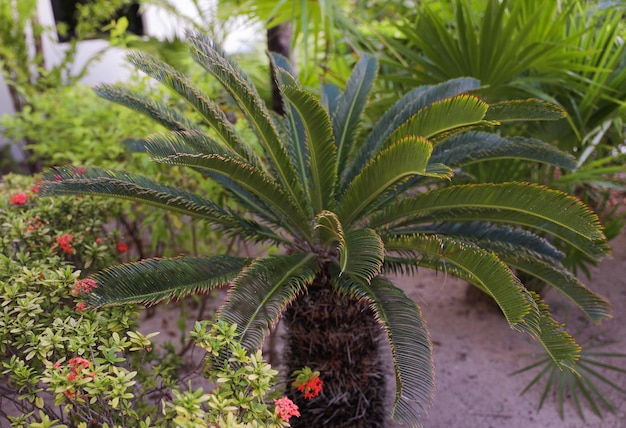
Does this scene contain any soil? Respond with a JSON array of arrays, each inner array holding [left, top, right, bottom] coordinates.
[[143, 222, 626, 428]]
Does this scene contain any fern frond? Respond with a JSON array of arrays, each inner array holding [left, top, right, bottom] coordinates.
[[339, 137, 434, 226], [88, 256, 250, 306], [332, 274, 434, 425], [279, 84, 337, 212], [220, 253, 319, 350], [126, 50, 259, 164], [384, 233, 540, 336], [186, 33, 305, 209], [431, 132, 577, 170], [39, 166, 282, 243], [95, 84, 195, 131]]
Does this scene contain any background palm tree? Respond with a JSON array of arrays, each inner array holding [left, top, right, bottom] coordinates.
[[41, 32, 610, 427]]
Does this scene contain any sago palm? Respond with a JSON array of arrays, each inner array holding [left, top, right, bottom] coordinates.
[[40, 32, 611, 427]]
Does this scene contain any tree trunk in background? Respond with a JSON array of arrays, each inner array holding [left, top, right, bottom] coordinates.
[[267, 23, 292, 115], [283, 272, 387, 427]]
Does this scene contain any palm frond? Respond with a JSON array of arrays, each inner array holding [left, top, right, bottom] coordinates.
[[389, 95, 489, 142], [186, 33, 305, 208], [339, 229, 384, 283], [504, 254, 611, 323], [95, 84, 195, 131], [220, 253, 319, 350], [531, 292, 582, 370], [384, 233, 540, 336], [88, 256, 251, 306], [370, 183, 608, 259], [332, 275, 434, 426], [126, 50, 259, 164], [485, 99, 567, 122], [39, 166, 282, 243], [431, 132, 577, 170], [279, 84, 337, 212], [338, 137, 434, 226], [146, 150, 311, 239], [344, 77, 481, 189], [332, 54, 378, 176]]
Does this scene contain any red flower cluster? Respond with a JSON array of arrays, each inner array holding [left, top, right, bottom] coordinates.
[[9, 192, 28, 205], [295, 375, 324, 399], [116, 242, 128, 253], [55, 234, 74, 254], [274, 397, 300, 422], [72, 278, 98, 295], [75, 302, 87, 311], [53, 357, 95, 389]]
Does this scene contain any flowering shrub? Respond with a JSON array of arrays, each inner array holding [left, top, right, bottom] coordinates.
[[292, 367, 324, 400], [0, 174, 310, 427]]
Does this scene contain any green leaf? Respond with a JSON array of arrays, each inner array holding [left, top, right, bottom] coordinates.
[[126, 50, 259, 164], [332, 275, 434, 426], [389, 94, 490, 142], [431, 132, 577, 170], [279, 85, 337, 212], [95, 84, 195, 131], [339, 229, 384, 283], [332, 54, 378, 176], [338, 136, 434, 226], [370, 183, 608, 259], [384, 233, 539, 335], [186, 33, 305, 214], [39, 166, 281, 243], [345, 77, 481, 189], [220, 253, 319, 350], [88, 256, 250, 306], [485, 99, 567, 122], [145, 150, 310, 239]]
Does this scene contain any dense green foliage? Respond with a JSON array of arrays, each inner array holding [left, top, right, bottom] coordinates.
[[38, 32, 613, 426]]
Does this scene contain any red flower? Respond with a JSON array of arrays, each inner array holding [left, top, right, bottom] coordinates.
[[9, 192, 28, 205], [30, 185, 40, 194], [116, 242, 128, 253], [75, 302, 87, 311], [52, 361, 62, 369], [72, 278, 97, 295], [95, 237, 103, 244], [55, 234, 74, 254], [274, 397, 300, 422], [297, 375, 324, 399], [64, 390, 76, 399]]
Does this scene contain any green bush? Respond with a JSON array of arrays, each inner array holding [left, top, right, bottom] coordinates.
[[0, 174, 303, 427]]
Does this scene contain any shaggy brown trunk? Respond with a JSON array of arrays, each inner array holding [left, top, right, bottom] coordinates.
[[283, 273, 387, 427]]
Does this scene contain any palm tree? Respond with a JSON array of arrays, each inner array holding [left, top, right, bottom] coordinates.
[[41, 32, 610, 427]]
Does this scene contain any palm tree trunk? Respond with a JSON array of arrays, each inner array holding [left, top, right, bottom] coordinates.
[[283, 272, 387, 427]]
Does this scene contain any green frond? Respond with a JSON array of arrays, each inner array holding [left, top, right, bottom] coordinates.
[[485, 99, 567, 122], [339, 229, 384, 283], [339, 136, 434, 226], [389, 94, 489, 143], [332, 274, 434, 426], [315, 210, 345, 251], [370, 183, 608, 259], [279, 85, 337, 212], [220, 253, 319, 350], [409, 221, 565, 261], [145, 130, 238, 158], [431, 132, 577, 170], [504, 254, 611, 323], [88, 256, 251, 306], [186, 33, 305, 208], [332, 54, 378, 176], [531, 292, 582, 370], [126, 50, 259, 164], [344, 77, 481, 189], [145, 150, 311, 239], [384, 234, 540, 336], [95, 84, 195, 131], [270, 59, 310, 208], [39, 166, 282, 243]]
